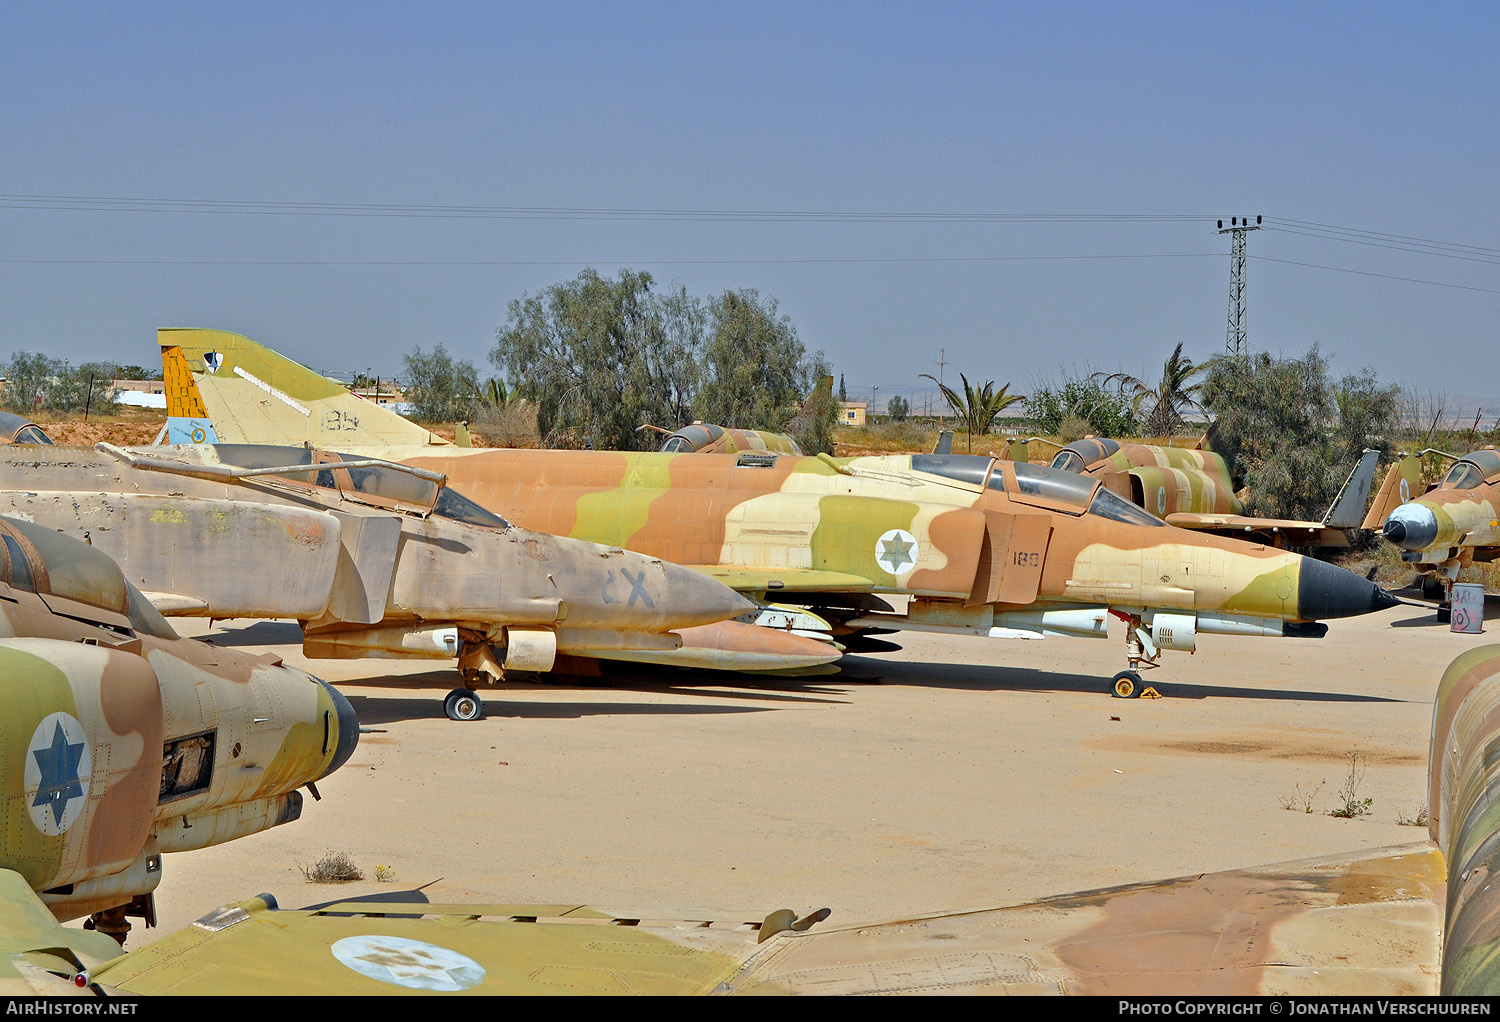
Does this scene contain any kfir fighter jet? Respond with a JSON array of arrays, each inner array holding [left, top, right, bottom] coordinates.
[[0, 515, 358, 954], [162, 330, 1399, 698], [1043, 435, 1381, 548], [0, 440, 793, 720], [1365, 447, 1500, 617]]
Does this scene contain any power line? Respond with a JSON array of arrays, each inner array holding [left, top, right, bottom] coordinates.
[[0, 252, 1224, 266]]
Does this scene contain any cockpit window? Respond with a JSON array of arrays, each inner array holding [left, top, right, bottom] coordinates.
[[661, 437, 691, 453], [1051, 451, 1086, 473], [2, 534, 34, 591], [911, 454, 994, 487], [432, 486, 510, 529], [1444, 462, 1485, 489], [1088, 486, 1168, 527], [11, 519, 129, 615], [1009, 462, 1099, 510], [13, 425, 52, 445]]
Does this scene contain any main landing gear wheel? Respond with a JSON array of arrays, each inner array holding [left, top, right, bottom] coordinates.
[[1437, 602, 1453, 624], [1111, 671, 1143, 699], [444, 687, 483, 721]]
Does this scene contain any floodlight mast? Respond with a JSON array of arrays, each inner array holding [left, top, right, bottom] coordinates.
[[1217, 215, 1262, 357]]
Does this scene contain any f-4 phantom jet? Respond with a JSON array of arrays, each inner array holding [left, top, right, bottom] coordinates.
[[161, 330, 1399, 698], [0, 439, 796, 720], [0, 515, 358, 950]]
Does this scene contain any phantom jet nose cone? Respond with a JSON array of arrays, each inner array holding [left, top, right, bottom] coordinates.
[[1297, 556, 1401, 620], [314, 676, 360, 780], [1384, 503, 1439, 551], [656, 561, 759, 625]]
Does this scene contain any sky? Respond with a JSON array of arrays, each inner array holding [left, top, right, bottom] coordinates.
[[2, 2, 1497, 415]]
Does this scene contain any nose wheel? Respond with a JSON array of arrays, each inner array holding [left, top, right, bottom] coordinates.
[[443, 687, 484, 721], [1111, 671, 1143, 699]]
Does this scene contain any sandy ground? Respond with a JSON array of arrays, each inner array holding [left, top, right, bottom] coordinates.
[[128, 596, 1496, 948]]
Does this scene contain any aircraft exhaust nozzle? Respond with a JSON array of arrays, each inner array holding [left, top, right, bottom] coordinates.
[[1384, 503, 1439, 551], [314, 677, 360, 781], [1296, 556, 1401, 620]]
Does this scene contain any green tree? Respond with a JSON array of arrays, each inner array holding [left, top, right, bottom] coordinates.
[[3, 354, 118, 414], [887, 394, 910, 422], [696, 289, 825, 441], [1025, 375, 1137, 437], [401, 344, 480, 423], [1092, 343, 1206, 437], [490, 268, 700, 450], [1200, 347, 1398, 521], [920, 373, 1025, 452]]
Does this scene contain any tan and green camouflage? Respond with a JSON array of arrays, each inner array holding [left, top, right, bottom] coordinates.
[[1375, 449, 1500, 602], [0, 516, 358, 982], [1049, 436, 1381, 548], [653, 421, 802, 455], [154, 330, 1406, 692], [0, 443, 803, 717]]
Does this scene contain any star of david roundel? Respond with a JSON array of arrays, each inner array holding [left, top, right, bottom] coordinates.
[[875, 528, 920, 576], [332, 935, 486, 991], [24, 712, 91, 837]]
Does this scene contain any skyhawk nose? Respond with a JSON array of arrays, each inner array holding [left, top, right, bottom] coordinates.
[[1384, 503, 1439, 551]]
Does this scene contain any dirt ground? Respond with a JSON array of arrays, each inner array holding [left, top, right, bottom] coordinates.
[[127, 596, 1495, 948]]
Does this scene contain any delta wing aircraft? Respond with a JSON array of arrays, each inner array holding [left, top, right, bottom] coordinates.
[[1365, 447, 1500, 617], [0, 515, 358, 960], [162, 330, 1398, 698], [0, 438, 792, 720], [20, 644, 1500, 994], [1043, 436, 1381, 548]]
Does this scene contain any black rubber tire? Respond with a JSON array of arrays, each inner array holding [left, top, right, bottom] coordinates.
[[1437, 603, 1452, 624], [444, 687, 483, 721], [1110, 671, 1142, 699]]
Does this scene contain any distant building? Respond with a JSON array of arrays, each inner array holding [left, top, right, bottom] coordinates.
[[839, 401, 867, 426], [350, 383, 407, 408]]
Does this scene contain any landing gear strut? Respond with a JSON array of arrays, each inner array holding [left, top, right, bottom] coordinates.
[[1109, 612, 1163, 699]]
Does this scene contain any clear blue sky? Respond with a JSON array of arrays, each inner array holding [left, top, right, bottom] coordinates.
[[2, 2, 1496, 412]]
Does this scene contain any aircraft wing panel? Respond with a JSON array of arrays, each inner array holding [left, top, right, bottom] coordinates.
[[1164, 513, 1349, 547], [0, 869, 125, 994], [684, 565, 878, 593], [87, 896, 788, 996]]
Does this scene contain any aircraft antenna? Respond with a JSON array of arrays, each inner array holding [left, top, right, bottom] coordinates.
[[1217, 215, 1261, 356]]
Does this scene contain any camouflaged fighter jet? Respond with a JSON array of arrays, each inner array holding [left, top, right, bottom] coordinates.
[[0, 515, 359, 957], [1042, 435, 1381, 548], [161, 330, 1399, 698], [1364, 447, 1500, 618], [639, 421, 803, 455], [0, 440, 782, 721]]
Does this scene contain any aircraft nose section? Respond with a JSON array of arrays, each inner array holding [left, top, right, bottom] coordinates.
[[1297, 556, 1401, 620], [1384, 503, 1438, 551], [314, 676, 360, 780], [656, 561, 759, 626]]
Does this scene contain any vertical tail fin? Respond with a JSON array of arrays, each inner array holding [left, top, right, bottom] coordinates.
[[1322, 449, 1382, 528], [158, 328, 450, 448], [1359, 453, 1424, 530]]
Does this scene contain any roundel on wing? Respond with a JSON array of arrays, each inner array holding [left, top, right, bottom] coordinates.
[[331, 935, 486, 991], [1400, 478, 1410, 503], [24, 712, 92, 837], [1157, 486, 1167, 516]]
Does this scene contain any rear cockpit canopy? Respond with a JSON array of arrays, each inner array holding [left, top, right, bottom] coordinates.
[[0, 412, 54, 445], [1446, 450, 1500, 489], [1051, 437, 1120, 473]]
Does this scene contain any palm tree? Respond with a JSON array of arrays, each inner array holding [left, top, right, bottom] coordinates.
[[1093, 343, 1206, 437], [920, 373, 1026, 452]]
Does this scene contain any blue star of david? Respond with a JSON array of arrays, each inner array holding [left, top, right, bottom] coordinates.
[[878, 534, 915, 573], [31, 721, 85, 828]]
